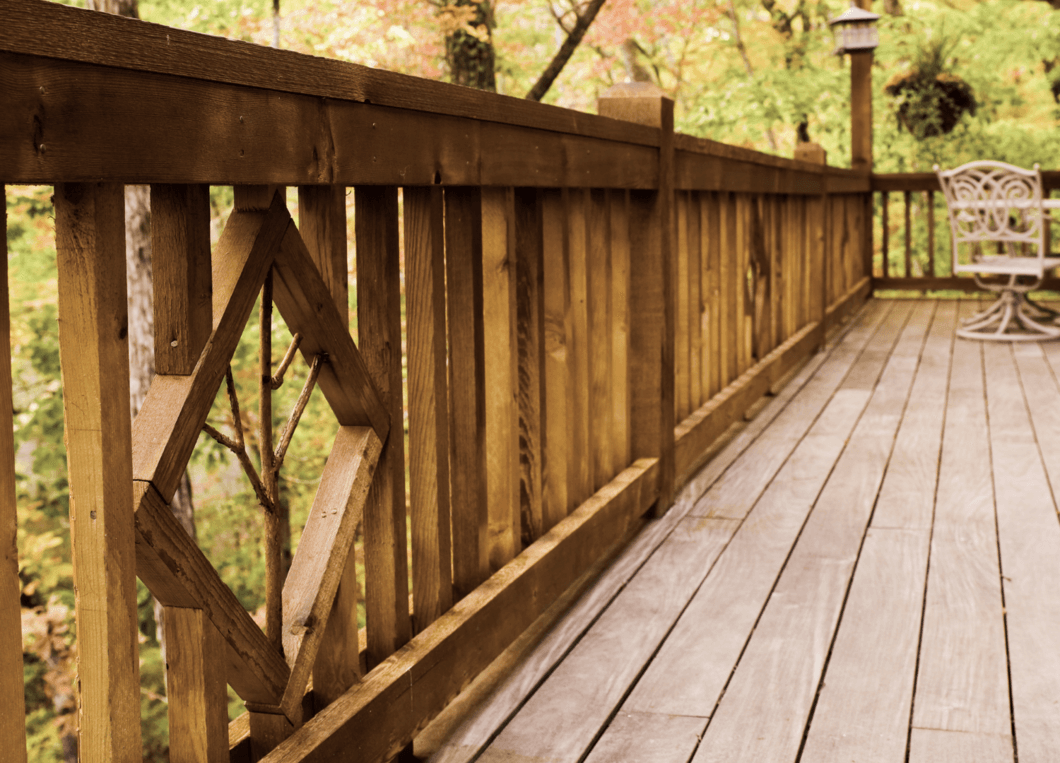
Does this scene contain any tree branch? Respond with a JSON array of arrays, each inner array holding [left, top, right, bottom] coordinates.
[[273, 354, 324, 472], [727, 0, 778, 151], [526, 0, 609, 101]]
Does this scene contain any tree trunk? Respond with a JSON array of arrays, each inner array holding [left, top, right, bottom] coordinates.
[[446, 0, 497, 91], [525, 0, 609, 101]]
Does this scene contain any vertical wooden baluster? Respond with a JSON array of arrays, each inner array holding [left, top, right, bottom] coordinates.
[[926, 190, 936, 278], [54, 182, 141, 762], [588, 189, 613, 488], [904, 189, 913, 278], [152, 183, 228, 754], [482, 188, 519, 570], [567, 189, 592, 505], [610, 190, 631, 473], [0, 187, 27, 763], [704, 193, 721, 396], [514, 188, 544, 546], [881, 192, 889, 279], [298, 185, 364, 705], [541, 189, 572, 529], [687, 190, 702, 411], [355, 186, 411, 665], [445, 187, 489, 598], [736, 195, 751, 373], [675, 190, 690, 422], [166, 608, 229, 762], [719, 192, 737, 387], [404, 186, 453, 631]]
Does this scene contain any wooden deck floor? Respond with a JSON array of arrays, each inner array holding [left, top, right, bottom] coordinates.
[[417, 297, 1060, 763]]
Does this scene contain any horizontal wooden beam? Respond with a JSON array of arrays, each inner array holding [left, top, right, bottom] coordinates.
[[674, 320, 822, 484], [0, 52, 659, 188], [0, 0, 658, 148], [259, 459, 659, 763], [873, 276, 1060, 293]]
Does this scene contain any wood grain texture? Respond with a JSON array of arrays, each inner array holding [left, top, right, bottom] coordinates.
[[609, 190, 632, 472], [703, 192, 721, 397], [354, 186, 411, 665], [625, 305, 894, 719], [273, 216, 390, 438], [541, 189, 573, 530], [0, 49, 660, 189], [913, 302, 1010, 736], [0, 187, 27, 762], [165, 607, 229, 763], [0, 1, 661, 147], [405, 186, 453, 631], [567, 189, 593, 505], [281, 427, 381, 718], [132, 198, 286, 499], [445, 187, 489, 597], [584, 712, 705, 763], [587, 189, 614, 488], [908, 729, 1014, 763], [706, 300, 929, 763], [514, 188, 545, 545], [133, 481, 290, 707], [675, 191, 691, 421], [259, 460, 659, 763], [872, 299, 956, 530], [481, 188, 520, 569], [298, 183, 359, 710], [297, 185, 348, 323], [687, 190, 703, 411], [686, 300, 889, 522], [150, 183, 211, 374], [427, 312, 841, 763], [987, 342, 1060, 763], [478, 516, 737, 763], [54, 182, 141, 761], [801, 528, 930, 763]]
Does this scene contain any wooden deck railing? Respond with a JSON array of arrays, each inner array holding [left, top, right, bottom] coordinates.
[[0, 1, 871, 761], [872, 172, 1060, 292]]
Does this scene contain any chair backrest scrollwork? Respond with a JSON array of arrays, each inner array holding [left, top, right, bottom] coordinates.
[[934, 160, 1047, 273]]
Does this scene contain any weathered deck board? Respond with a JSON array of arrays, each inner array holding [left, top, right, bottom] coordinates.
[[622, 301, 909, 722], [690, 301, 928, 762], [423, 298, 1060, 763], [912, 301, 1011, 737], [989, 343, 1060, 762], [422, 314, 843, 763], [801, 301, 955, 763], [476, 516, 737, 763]]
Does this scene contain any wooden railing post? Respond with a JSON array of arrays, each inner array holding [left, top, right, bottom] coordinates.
[[0, 186, 27, 763], [54, 182, 142, 762], [598, 83, 675, 516], [795, 148, 831, 338]]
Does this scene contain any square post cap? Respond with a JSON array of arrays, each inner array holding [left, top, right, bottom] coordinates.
[[598, 82, 674, 128]]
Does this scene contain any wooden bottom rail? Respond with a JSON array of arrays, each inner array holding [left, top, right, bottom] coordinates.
[[875, 276, 1060, 293], [673, 274, 870, 485], [253, 458, 659, 763]]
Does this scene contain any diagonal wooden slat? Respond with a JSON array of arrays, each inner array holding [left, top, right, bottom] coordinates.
[[134, 480, 290, 707], [271, 221, 390, 440], [280, 426, 382, 720], [132, 193, 289, 499]]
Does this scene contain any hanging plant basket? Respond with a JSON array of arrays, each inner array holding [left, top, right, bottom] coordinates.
[[885, 69, 977, 137]]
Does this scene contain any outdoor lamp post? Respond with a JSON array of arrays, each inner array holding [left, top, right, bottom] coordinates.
[[830, 1, 880, 172]]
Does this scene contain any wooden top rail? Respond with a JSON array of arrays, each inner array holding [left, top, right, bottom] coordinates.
[[2, 0, 866, 193], [873, 171, 1060, 193]]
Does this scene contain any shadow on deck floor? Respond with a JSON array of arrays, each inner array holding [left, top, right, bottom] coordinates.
[[415, 297, 1060, 763]]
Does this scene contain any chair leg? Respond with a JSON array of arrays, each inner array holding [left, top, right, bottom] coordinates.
[[958, 289, 1060, 341]]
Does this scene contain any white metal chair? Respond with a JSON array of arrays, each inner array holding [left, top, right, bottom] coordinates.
[[934, 160, 1060, 341]]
